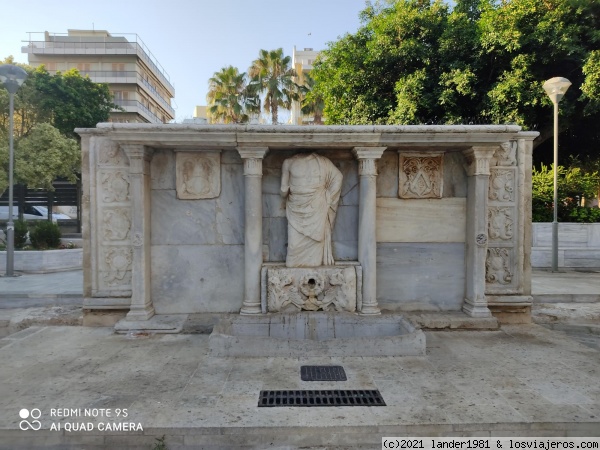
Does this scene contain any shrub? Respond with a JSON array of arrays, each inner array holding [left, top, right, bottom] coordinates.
[[532, 163, 600, 222], [568, 206, 600, 223], [30, 221, 61, 249], [14, 219, 29, 249]]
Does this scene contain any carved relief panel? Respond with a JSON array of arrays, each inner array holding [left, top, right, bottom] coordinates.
[[98, 140, 127, 166], [267, 266, 357, 313], [94, 138, 132, 294], [176, 152, 221, 199], [100, 247, 133, 288], [102, 208, 131, 242], [100, 171, 130, 203], [489, 169, 515, 202], [486, 141, 520, 292], [486, 247, 513, 285], [488, 207, 514, 241], [491, 141, 517, 167], [399, 152, 444, 199]]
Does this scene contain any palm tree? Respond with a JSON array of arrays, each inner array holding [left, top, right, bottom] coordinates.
[[206, 66, 257, 124], [300, 72, 325, 125], [248, 49, 299, 125]]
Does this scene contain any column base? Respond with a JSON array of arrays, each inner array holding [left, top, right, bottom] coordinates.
[[359, 304, 381, 315], [462, 299, 491, 318], [240, 303, 262, 315], [126, 305, 155, 321]]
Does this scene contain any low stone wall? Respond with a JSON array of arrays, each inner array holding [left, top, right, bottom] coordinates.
[[532, 223, 600, 268], [0, 248, 83, 273]]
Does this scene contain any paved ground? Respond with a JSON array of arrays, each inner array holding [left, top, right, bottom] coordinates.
[[1, 324, 600, 449], [0, 269, 599, 448]]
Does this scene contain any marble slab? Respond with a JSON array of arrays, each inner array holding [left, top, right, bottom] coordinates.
[[377, 243, 466, 311], [377, 197, 466, 243]]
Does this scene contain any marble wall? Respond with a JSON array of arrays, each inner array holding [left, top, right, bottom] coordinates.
[[151, 148, 475, 313]]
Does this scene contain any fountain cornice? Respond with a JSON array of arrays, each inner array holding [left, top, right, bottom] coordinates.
[[76, 124, 532, 149]]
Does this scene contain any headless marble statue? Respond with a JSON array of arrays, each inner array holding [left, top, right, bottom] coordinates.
[[280, 153, 343, 267]]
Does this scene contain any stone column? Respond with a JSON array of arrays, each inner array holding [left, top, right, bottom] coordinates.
[[352, 147, 386, 315], [462, 146, 495, 317], [122, 144, 154, 320], [237, 147, 269, 315]]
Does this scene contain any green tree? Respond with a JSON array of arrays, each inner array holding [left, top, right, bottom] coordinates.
[[311, 0, 600, 151], [1, 60, 115, 139], [249, 48, 299, 124], [32, 67, 114, 138], [300, 72, 325, 125], [0, 57, 47, 139], [0, 123, 80, 195], [206, 66, 257, 124]]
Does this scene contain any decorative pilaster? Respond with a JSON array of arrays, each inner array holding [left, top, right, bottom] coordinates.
[[237, 147, 269, 315], [462, 146, 494, 317], [353, 147, 386, 315], [121, 144, 154, 320]]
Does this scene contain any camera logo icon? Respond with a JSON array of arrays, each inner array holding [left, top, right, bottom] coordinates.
[[19, 408, 41, 431]]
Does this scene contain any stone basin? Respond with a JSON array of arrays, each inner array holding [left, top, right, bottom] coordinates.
[[209, 312, 426, 357]]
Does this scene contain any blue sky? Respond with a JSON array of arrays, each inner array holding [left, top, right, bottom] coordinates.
[[0, 0, 368, 122]]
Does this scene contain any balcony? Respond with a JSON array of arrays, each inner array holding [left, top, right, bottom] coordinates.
[[22, 37, 174, 96], [112, 99, 164, 124]]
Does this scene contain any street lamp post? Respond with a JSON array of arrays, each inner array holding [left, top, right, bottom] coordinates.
[[0, 64, 29, 277], [543, 77, 571, 273]]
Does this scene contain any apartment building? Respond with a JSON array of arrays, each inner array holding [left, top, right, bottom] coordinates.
[[22, 29, 175, 124], [290, 46, 320, 125]]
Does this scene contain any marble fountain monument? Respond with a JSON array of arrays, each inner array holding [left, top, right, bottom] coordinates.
[[76, 124, 538, 356]]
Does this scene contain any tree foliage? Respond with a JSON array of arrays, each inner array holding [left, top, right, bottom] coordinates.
[[0, 123, 81, 194], [532, 163, 600, 222], [300, 72, 325, 125], [1, 58, 115, 139], [206, 66, 258, 124], [31, 67, 114, 138], [311, 0, 600, 151], [249, 49, 300, 124]]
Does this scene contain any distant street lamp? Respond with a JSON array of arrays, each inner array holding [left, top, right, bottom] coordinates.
[[0, 64, 29, 277], [543, 76, 571, 273]]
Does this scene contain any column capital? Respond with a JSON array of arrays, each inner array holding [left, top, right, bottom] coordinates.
[[237, 146, 269, 160], [463, 146, 495, 176], [352, 147, 386, 160], [120, 144, 154, 160], [121, 144, 153, 175]]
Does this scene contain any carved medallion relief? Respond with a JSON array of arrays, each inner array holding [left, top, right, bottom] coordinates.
[[485, 248, 513, 285], [176, 152, 221, 199], [101, 247, 133, 288], [399, 152, 444, 199], [102, 208, 131, 241], [100, 171, 130, 203], [489, 169, 515, 202], [488, 207, 514, 241]]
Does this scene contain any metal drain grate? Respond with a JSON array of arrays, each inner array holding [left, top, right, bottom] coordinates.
[[301, 365, 347, 381], [258, 390, 386, 407]]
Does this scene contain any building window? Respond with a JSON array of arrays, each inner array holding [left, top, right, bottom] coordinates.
[[77, 63, 91, 72], [113, 91, 129, 101], [112, 63, 125, 71], [45, 62, 56, 71]]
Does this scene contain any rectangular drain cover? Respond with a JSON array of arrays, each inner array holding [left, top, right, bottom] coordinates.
[[258, 390, 386, 407], [301, 365, 347, 381]]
